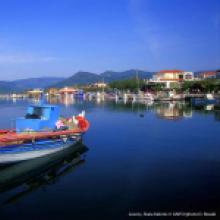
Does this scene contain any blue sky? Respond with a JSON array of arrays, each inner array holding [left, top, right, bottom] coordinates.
[[0, 0, 219, 80]]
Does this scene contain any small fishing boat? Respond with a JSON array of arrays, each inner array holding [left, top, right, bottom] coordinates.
[[0, 104, 89, 164], [74, 90, 84, 99], [191, 93, 217, 105]]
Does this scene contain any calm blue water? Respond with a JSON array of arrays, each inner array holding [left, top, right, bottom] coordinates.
[[0, 99, 220, 219]]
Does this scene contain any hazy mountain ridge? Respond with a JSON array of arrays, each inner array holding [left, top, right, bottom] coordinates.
[[13, 77, 65, 89], [53, 69, 154, 87], [0, 77, 65, 94], [0, 81, 19, 93], [0, 70, 155, 93], [53, 72, 101, 88], [100, 70, 154, 81]]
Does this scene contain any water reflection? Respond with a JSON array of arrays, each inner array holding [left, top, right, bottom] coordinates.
[[46, 94, 85, 106], [1, 98, 220, 218], [46, 95, 59, 104], [154, 102, 191, 120], [44, 95, 220, 122], [60, 94, 75, 106], [205, 104, 214, 111], [0, 142, 88, 206], [110, 100, 220, 121]]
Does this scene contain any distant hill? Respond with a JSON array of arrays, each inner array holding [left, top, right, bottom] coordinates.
[[0, 77, 64, 94], [53, 72, 101, 87], [13, 77, 65, 89], [52, 70, 154, 87], [100, 70, 154, 82], [0, 81, 19, 94]]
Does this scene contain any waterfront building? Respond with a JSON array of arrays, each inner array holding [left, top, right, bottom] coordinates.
[[150, 70, 194, 88], [47, 88, 59, 97], [59, 87, 76, 95], [92, 82, 107, 88], [198, 71, 216, 79]]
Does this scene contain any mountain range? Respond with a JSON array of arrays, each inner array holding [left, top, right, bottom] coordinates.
[[53, 69, 154, 87], [0, 70, 154, 93], [0, 77, 64, 94]]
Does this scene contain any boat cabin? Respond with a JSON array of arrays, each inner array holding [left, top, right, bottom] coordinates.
[[16, 105, 60, 132]]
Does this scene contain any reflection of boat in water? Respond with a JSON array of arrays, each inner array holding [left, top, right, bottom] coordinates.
[[0, 142, 88, 205], [205, 104, 215, 111]]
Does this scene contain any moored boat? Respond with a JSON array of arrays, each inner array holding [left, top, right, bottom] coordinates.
[[191, 93, 217, 105], [0, 104, 89, 164], [74, 90, 84, 98]]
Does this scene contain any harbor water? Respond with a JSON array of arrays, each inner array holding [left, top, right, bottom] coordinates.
[[0, 98, 220, 219]]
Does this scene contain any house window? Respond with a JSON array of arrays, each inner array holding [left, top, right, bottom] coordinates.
[[185, 74, 192, 79]]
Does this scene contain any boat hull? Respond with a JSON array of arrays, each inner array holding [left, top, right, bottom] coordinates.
[[191, 98, 217, 105], [0, 138, 81, 164]]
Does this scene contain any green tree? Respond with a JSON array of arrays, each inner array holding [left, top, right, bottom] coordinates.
[[109, 78, 145, 92]]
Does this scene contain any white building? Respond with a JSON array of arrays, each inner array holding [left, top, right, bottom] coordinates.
[[150, 70, 194, 88]]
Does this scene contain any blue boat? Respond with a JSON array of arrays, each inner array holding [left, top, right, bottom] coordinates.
[[0, 138, 81, 164], [191, 94, 217, 106], [74, 90, 84, 99], [0, 104, 89, 164]]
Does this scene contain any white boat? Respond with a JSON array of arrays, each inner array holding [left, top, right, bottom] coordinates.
[[206, 93, 215, 100]]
